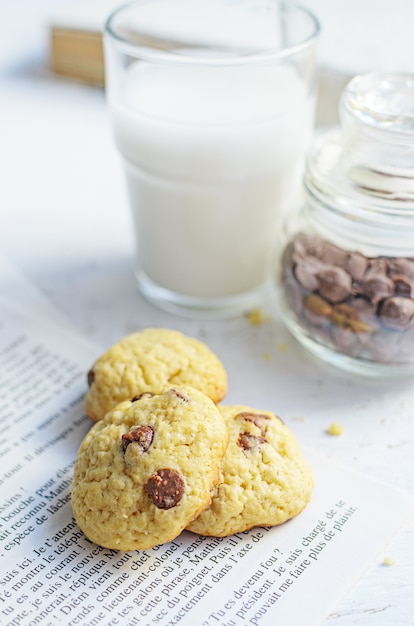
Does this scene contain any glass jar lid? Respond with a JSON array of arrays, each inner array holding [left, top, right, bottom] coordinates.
[[306, 72, 414, 216], [340, 73, 414, 196], [304, 72, 414, 256]]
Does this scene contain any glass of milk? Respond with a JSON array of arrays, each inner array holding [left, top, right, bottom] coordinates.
[[104, 0, 320, 317]]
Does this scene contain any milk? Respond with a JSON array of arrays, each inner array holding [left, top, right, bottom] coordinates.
[[111, 61, 314, 300]]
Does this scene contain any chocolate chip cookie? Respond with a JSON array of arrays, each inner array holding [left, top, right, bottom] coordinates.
[[85, 328, 228, 421], [187, 405, 313, 537], [72, 387, 229, 550]]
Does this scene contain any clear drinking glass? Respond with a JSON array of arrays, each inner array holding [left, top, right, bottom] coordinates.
[[104, 0, 320, 317]]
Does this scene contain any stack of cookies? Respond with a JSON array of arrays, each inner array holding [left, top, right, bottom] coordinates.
[[71, 328, 313, 551]]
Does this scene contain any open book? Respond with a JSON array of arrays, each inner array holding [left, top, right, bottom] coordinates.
[[0, 254, 413, 625]]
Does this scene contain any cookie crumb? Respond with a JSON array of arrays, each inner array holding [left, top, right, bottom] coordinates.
[[382, 556, 396, 566], [327, 422, 344, 436], [246, 308, 270, 325]]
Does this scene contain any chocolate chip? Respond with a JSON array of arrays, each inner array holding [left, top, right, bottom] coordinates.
[[378, 297, 414, 330], [345, 252, 368, 281], [368, 258, 388, 274], [131, 392, 155, 402], [304, 294, 333, 318], [122, 425, 154, 453], [294, 259, 325, 291], [360, 273, 394, 303], [238, 433, 266, 450], [350, 297, 381, 332], [170, 389, 189, 402], [331, 303, 372, 333], [281, 233, 414, 364], [317, 267, 352, 303], [236, 411, 270, 423], [318, 241, 348, 267], [145, 469, 185, 509], [388, 258, 414, 281], [236, 412, 272, 435], [87, 369, 95, 387], [392, 275, 412, 297]]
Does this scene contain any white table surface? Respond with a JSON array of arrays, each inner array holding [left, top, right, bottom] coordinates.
[[1, 3, 414, 625]]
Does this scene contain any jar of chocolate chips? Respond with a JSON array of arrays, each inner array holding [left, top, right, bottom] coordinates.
[[278, 72, 414, 375]]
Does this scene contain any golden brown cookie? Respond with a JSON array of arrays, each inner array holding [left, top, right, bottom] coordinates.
[[187, 405, 313, 536], [85, 328, 227, 421], [71, 386, 228, 550]]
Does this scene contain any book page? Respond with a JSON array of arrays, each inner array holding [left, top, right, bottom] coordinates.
[[0, 261, 413, 626], [0, 255, 72, 327]]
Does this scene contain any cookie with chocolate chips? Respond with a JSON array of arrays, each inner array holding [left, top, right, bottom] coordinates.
[[71, 386, 228, 550], [84, 328, 228, 422], [187, 405, 313, 537]]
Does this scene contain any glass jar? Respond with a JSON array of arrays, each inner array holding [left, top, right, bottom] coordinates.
[[277, 72, 414, 376]]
